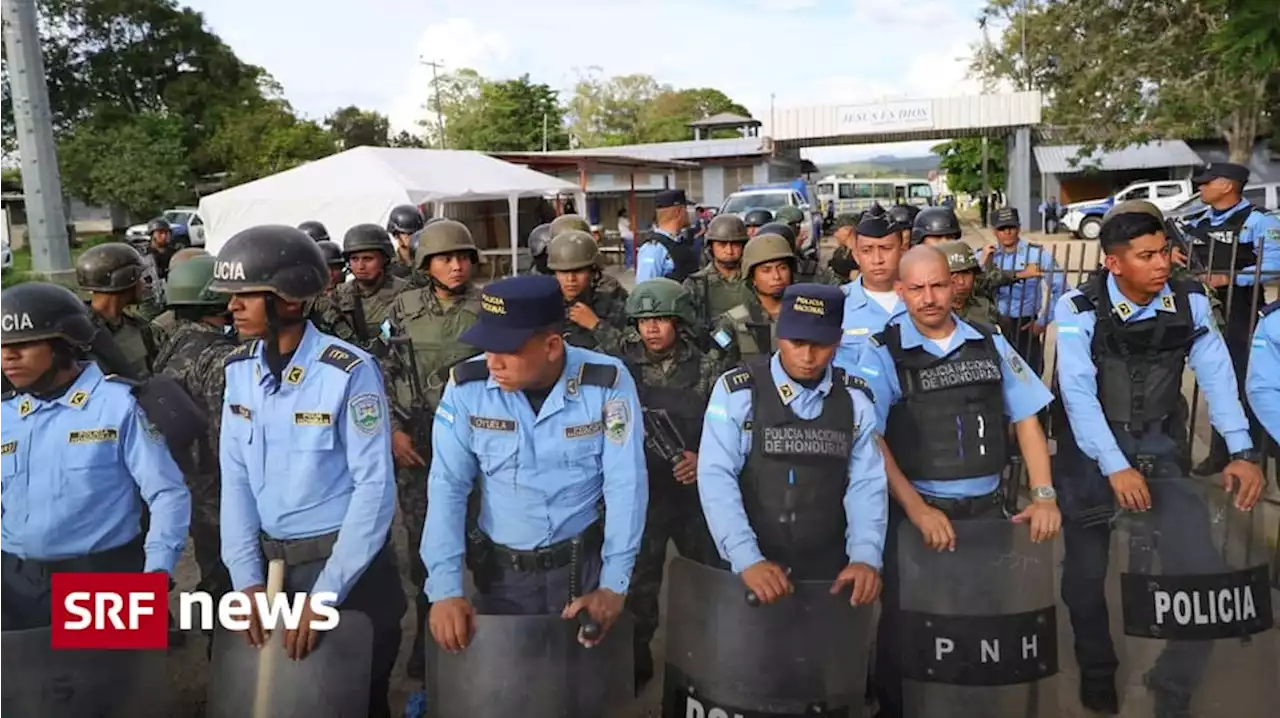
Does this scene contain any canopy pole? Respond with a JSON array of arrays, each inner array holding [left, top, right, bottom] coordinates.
[[508, 194, 520, 277], [628, 173, 638, 269]]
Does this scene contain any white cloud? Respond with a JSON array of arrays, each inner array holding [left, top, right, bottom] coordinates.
[[388, 18, 513, 133]]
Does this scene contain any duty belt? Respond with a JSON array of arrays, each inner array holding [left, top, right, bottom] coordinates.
[[921, 490, 1004, 519], [3, 534, 144, 575], [260, 531, 339, 566], [485, 522, 603, 573]]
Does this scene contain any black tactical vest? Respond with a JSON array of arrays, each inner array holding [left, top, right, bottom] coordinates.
[[1184, 204, 1256, 272], [879, 322, 1009, 481], [650, 230, 700, 283], [735, 361, 854, 579], [1069, 276, 1206, 427], [623, 345, 707, 497]]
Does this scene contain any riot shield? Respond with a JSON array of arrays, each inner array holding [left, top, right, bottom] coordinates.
[[426, 611, 634, 718], [1112, 476, 1276, 715], [663, 556, 874, 716], [207, 609, 373, 718], [897, 517, 1060, 717], [1, 626, 170, 716]]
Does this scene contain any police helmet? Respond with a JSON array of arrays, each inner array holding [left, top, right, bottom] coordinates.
[[208, 225, 329, 303], [529, 223, 554, 258], [297, 220, 330, 243], [413, 219, 479, 268], [887, 204, 919, 229], [742, 208, 774, 228], [75, 242, 146, 293], [342, 223, 395, 259], [387, 204, 426, 236], [756, 222, 798, 248], [1, 281, 96, 346], [625, 278, 697, 327], [549, 214, 591, 239], [147, 218, 172, 235], [317, 240, 345, 267], [165, 254, 227, 306], [704, 214, 749, 243], [742, 233, 796, 276], [546, 230, 600, 272], [773, 206, 805, 227], [912, 207, 962, 243]]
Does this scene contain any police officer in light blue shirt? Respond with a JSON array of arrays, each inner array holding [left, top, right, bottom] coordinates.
[[836, 214, 907, 366], [698, 283, 887, 607], [423, 274, 647, 653], [636, 189, 700, 283], [1247, 300, 1280, 444], [213, 226, 401, 718], [1, 282, 190, 630]]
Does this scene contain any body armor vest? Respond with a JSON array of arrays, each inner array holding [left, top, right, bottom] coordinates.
[[879, 322, 1009, 481], [398, 287, 482, 407], [650, 231, 700, 283], [1184, 205, 1256, 272], [735, 361, 854, 579], [623, 344, 707, 498], [726, 300, 775, 362]]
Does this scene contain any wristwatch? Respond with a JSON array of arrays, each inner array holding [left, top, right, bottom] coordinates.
[[1229, 450, 1261, 464], [1031, 486, 1057, 501]]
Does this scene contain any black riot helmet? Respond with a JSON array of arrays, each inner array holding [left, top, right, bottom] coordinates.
[[297, 220, 330, 243], [387, 204, 426, 236], [75, 242, 145, 293], [317, 240, 345, 267], [2, 281, 96, 347], [742, 208, 774, 228], [912, 207, 962, 244], [529, 222, 554, 274], [887, 204, 919, 230], [342, 223, 395, 260], [756, 221, 798, 249], [146, 218, 172, 236], [209, 225, 329, 303]]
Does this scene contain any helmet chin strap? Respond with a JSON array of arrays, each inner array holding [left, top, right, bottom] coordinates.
[[430, 274, 468, 297], [24, 342, 80, 398], [263, 297, 305, 387]]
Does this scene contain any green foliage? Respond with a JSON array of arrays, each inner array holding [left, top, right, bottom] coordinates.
[[423, 70, 569, 151], [931, 138, 1006, 195], [388, 130, 428, 148], [1, 168, 21, 192], [326, 106, 390, 149], [206, 99, 335, 185], [564, 69, 753, 147], [642, 88, 752, 142], [58, 112, 191, 217]]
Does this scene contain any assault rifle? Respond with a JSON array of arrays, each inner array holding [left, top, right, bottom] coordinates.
[[643, 408, 687, 464]]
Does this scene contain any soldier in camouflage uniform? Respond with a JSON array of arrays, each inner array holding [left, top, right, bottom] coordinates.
[[152, 255, 239, 600], [528, 222, 554, 275], [683, 213, 755, 332], [75, 242, 167, 379], [326, 224, 407, 353], [381, 218, 483, 677], [618, 279, 724, 690], [827, 213, 860, 283], [152, 247, 210, 335], [938, 241, 1000, 325], [386, 204, 428, 282], [710, 232, 797, 365], [545, 230, 629, 353], [316, 240, 346, 293], [759, 218, 843, 286], [911, 207, 1024, 300]]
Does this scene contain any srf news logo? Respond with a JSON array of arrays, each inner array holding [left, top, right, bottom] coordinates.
[[51, 573, 340, 650]]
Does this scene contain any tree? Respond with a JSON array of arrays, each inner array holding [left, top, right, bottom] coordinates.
[[58, 112, 191, 217], [973, 0, 1279, 163], [388, 130, 428, 148], [423, 70, 569, 151], [326, 106, 390, 149], [642, 88, 752, 143], [931, 138, 1006, 195], [565, 69, 665, 147], [206, 99, 336, 185]]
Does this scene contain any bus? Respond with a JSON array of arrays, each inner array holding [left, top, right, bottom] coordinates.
[[814, 176, 935, 216]]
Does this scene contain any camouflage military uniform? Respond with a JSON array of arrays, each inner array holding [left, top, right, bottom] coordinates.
[[595, 270, 629, 304], [712, 294, 778, 366], [956, 293, 1000, 325], [683, 264, 754, 332], [387, 258, 428, 288], [560, 282, 629, 353], [151, 309, 178, 336], [153, 320, 240, 597], [306, 294, 361, 343], [329, 274, 408, 352], [87, 309, 166, 379], [976, 261, 1019, 299]]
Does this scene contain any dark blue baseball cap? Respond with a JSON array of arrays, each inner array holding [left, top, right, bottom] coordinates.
[[459, 275, 565, 353], [655, 189, 695, 208], [777, 283, 845, 346]]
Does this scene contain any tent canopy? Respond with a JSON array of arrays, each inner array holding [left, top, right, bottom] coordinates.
[[199, 147, 580, 253]]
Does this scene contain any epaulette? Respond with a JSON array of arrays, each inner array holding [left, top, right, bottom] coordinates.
[[967, 320, 1000, 338], [1260, 299, 1280, 318], [1169, 276, 1205, 296], [868, 329, 889, 348], [450, 360, 489, 385], [579, 362, 618, 388], [722, 366, 753, 392], [1068, 293, 1095, 314], [103, 374, 140, 388], [224, 340, 258, 367], [317, 344, 363, 373], [841, 370, 875, 404]]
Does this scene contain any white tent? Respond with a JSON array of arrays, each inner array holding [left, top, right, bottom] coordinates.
[[198, 147, 581, 273]]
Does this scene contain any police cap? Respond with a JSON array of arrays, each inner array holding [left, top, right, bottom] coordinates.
[[1192, 162, 1250, 186], [777, 283, 845, 346], [655, 189, 694, 209], [992, 206, 1020, 229], [856, 214, 897, 239], [937, 241, 979, 273], [387, 204, 426, 235], [297, 220, 330, 242], [209, 225, 329, 303], [459, 275, 565, 354], [2, 281, 96, 346], [75, 242, 145, 293]]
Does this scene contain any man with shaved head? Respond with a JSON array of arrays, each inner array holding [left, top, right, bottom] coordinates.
[[846, 245, 1061, 717]]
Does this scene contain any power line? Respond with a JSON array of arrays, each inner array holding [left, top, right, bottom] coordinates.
[[419, 58, 446, 149]]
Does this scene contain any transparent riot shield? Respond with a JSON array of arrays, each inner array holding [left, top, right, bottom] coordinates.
[[663, 556, 874, 716], [898, 518, 1060, 717], [1, 626, 171, 716], [426, 612, 634, 718], [1112, 476, 1276, 715], [207, 609, 373, 718]]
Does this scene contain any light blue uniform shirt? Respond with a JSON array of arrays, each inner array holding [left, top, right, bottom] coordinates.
[[1054, 275, 1253, 476], [1184, 200, 1280, 286], [836, 276, 907, 367], [422, 346, 648, 602], [1, 362, 190, 573], [220, 322, 396, 603], [635, 228, 682, 282], [696, 354, 888, 572], [845, 314, 1052, 498], [978, 238, 1067, 327], [1247, 303, 1280, 444]]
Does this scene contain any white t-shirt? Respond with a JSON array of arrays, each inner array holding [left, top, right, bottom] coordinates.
[[927, 329, 959, 355], [865, 288, 899, 314]]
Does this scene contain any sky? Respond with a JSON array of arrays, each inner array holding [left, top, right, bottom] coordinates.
[[184, 0, 992, 163]]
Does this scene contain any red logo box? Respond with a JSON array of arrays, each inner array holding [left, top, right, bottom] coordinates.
[[50, 572, 169, 649]]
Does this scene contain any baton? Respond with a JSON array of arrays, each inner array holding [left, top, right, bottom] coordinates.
[[569, 536, 602, 641], [252, 558, 286, 718]]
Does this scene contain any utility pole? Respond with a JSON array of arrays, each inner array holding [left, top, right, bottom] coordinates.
[[419, 58, 447, 149], [542, 113, 548, 152], [2, 0, 72, 280], [769, 93, 776, 139]]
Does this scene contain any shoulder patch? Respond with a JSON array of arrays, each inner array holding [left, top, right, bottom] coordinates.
[[1069, 293, 1095, 314], [579, 362, 619, 388], [722, 367, 753, 392], [224, 340, 258, 367], [451, 360, 490, 385], [318, 344, 363, 373]]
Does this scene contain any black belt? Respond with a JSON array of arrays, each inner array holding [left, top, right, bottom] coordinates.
[[260, 531, 339, 566], [486, 522, 603, 573], [3, 534, 144, 575], [921, 490, 1004, 519]]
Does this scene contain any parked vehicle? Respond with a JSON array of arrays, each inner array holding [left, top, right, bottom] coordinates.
[[125, 207, 205, 247], [1061, 180, 1194, 240], [1165, 182, 1280, 220], [720, 187, 822, 255], [814, 175, 935, 216]]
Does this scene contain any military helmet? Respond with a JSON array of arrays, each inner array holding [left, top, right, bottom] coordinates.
[[170, 247, 209, 268], [549, 214, 591, 238], [75, 242, 145, 293], [208, 225, 329, 303], [756, 221, 797, 248], [413, 219, 479, 268], [317, 240, 345, 267], [912, 207, 962, 243], [625, 278, 697, 327], [2, 281, 96, 346], [887, 204, 919, 229], [546, 230, 600, 271], [297, 220, 330, 243], [1103, 199, 1164, 225], [937, 241, 979, 273], [342, 223, 395, 258], [529, 223, 553, 258], [742, 208, 773, 228], [773, 206, 805, 227], [387, 204, 426, 235], [166, 254, 228, 306], [146, 217, 172, 235], [742, 233, 796, 275], [705, 214, 749, 243]]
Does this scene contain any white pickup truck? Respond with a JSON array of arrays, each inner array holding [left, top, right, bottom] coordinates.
[[1061, 179, 1194, 239]]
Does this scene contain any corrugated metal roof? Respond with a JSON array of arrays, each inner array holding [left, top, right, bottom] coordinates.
[[687, 112, 760, 127], [1034, 140, 1203, 174], [765, 91, 1043, 143], [549, 137, 769, 161]]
